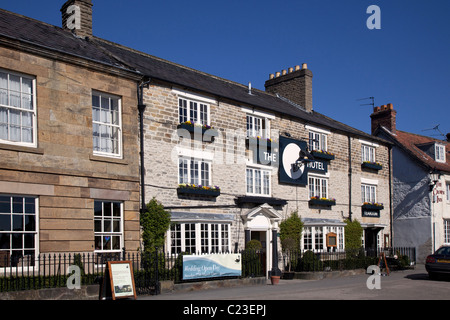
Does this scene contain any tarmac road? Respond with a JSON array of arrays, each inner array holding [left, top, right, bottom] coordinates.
[[141, 264, 450, 301]]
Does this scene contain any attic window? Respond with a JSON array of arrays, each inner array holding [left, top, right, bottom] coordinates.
[[435, 144, 446, 163]]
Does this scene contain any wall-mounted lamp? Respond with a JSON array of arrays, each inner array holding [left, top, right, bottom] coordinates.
[[292, 148, 315, 172]]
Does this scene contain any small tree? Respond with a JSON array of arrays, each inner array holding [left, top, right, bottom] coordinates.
[[140, 198, 171, 253], [279, 211, 303, 272], [344, 219, 363, 251]]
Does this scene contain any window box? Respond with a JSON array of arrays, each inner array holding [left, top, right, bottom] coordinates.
[[177, 184, 220, 197], [246, 137, 274, 149], [309, 197, 336, 207], [362, 202, 384, 211], [177, 122, 218, 140], [361, 161, 382, 171], [311, 150, 335, 161]]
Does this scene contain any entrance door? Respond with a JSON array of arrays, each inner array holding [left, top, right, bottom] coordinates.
[[251, 231, 267, 276], [364, 228, 380, 255]]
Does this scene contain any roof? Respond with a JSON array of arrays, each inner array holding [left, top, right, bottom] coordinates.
[[379, 127, 450, 173], [0, 8, 389, 145]]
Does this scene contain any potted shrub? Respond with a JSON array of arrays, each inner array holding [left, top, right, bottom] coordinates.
[[279, 211, 303, 280]]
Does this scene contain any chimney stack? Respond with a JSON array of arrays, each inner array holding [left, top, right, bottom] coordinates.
[[370, 103, 397, 135], [264, 63, 313, 112], [61, 0, 93, 38]]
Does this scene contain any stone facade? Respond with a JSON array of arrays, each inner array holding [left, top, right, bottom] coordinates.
[[0, 43, 141, 254], [142, 75, 392, 269]]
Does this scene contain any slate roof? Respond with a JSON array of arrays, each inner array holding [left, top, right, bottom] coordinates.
[[0, 8, 389, 144], [381, 128, 450, 173]]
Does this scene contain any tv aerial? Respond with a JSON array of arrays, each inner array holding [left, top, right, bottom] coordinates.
[[357, 97, 375, 108], [422, 124, 445, 139]]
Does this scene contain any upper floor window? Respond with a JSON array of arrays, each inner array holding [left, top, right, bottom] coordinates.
[[246, 167, 271, 196], [179, 98, 209, 126], [309, 176, 328, 199], [179, 157, 212, 186], [0, 70, 36, 147], [361, 144, 376, 163], [361, 184, 377, 203], [309, 131, 327, 152], [246, 114, 269, 139], [92, 91, 122, 158], [435, 144, 446, 163]]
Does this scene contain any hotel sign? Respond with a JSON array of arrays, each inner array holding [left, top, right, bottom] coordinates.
[[278, 136, 328, 186]]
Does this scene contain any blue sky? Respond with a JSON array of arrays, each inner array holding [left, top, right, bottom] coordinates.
[[1, 0, 449, 138]]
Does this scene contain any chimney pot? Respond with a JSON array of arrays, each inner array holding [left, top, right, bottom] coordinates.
[[282, 70, 287, 75], [302, 63, 308, 69], [288, 67, 294, 73], [275, 72, 281, 77], [295, 65, 301, 71], [269, 74, 275, 80]]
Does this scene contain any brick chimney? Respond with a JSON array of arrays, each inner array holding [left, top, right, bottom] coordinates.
[[264, 63, 313, 113], [370, 103, 397, 135], [61, 0, 93, 38]]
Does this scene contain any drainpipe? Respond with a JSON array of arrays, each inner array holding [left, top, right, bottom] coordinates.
[[138, 78, 151, 213], [348, 135, 352, 221], [388, 145, 393, 247]]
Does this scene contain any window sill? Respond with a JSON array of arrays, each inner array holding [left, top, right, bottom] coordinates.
[[177, 187, 220, 197], [0, 143, 43, 155], [89, 154, 128, 165], [177, 123, 218, 141], [311, 150, 335, 161], [361, 162, 382, 171], [236, 196, 287, 206], [309, 199, 336, 207]]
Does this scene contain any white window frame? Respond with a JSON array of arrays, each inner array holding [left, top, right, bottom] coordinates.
[[178, 157, 212, 186], [168, 222, 231, 254], [92, 91, 122, 158], [308, 175, 329, 199], [444, 220, 450, 244], [0, 70, 37, 147], [246, 166, 271, 196], [308, 131, 327, 152], [446, 182, 450, 203], [301, 226, 345, 252], [0, 195, 39, 268], [435, 144, 446, 163], [94, 200, 124, 253], [361, 184, 377, 203], [178, 97, 210, 127], [361, 144, 376, 163]]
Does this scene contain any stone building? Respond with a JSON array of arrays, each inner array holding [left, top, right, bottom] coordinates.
[[0, 1, 393, 274], [0, 1, 142, 266], [371, 103, 450, 262]]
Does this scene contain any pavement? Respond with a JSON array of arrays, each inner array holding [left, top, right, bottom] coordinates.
[[137, 263, 448, 301]]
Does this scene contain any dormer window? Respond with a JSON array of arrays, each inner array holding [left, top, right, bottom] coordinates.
[[435, 144, 446, 163]]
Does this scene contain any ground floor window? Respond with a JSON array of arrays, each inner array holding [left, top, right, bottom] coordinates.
[[0, 195, 37, 267], [169, 222, 231, 254], [94, 200, 123, 252], [302, 226, 344, 252], [444, 220, 450, 244]]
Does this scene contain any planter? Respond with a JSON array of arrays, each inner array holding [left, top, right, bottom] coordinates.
[[270, 275, 280, 285], [361, 162, 382, 171], [309, 199, 336, 207], [177, 123, 218, 140], [246, 137, 274, 149], [177, 187, 220, 197], [362, 204, 384, 211], [311, 151, 335, 161]]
